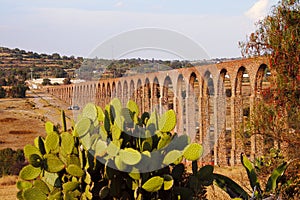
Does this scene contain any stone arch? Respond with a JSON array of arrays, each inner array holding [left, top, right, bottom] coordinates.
[[144, 78, 151, 112], [162, 76, 174, 111], [123, 81, 128, 105], [112, 82, 116, 98], [255, 64, 270, 97], [136, 79, 143, 112], [234, 66, 251, 160], [117, 81, 122, 100], [202, 70, 215, 163], [129, 80, 135, 100], [217, 69, 232, 166], [107, 83, 111, 104], [176, 74, 187, 134], [187, 72, 200, 142], [152, 77, 160, 112], [102, 83, 106, 107]]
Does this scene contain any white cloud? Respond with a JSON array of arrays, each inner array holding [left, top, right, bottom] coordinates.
[[114, 1, 124, 8], [245, 0, 269, 21]]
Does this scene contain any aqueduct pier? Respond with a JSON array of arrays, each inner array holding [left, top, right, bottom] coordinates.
[[48, 57, 272, 166]]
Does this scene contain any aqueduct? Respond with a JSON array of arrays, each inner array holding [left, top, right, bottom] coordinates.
[[48, 57, 272, 166]]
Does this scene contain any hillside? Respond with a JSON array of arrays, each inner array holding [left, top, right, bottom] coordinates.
[[0, 47, 83, 79]]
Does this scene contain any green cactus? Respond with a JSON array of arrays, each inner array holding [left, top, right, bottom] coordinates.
[[158, 109, 176, 132], [45, 131, 60, 154], [163, 150, 182, 165], [44, 154, 65, 173], [66, 164, 84, 177], [19, 165, 41, 180], [142, 176, 164, 192], [60, 132, 74, 155], [33, 180, 50, 195], [29, 154, 43, 167], [18, 98, 213, 200], [61, 110, 67, 132], [183, 143, 203, 161], [23, 187, 47, 200], [119, 148, 142, 165], [16, 181, 32, 190]]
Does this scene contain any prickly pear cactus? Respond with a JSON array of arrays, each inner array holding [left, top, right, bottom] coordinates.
[[18, 98, 210, 200]]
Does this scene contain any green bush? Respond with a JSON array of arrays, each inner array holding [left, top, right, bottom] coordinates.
[[0, 148, 25, 177]]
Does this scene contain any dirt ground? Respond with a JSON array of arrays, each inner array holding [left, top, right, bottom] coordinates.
[[0, 89, 74, 199], [0, 89, 248, 199], [0, 89, 73, 150]]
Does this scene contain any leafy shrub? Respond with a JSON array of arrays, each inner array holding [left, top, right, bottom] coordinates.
[[0, 148, 25, 177]]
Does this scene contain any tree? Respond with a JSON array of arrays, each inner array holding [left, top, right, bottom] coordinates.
[[63, 77, 71, 85], [42, 78, 51, 86], [0, 86, 6, 98], [239, 0, 299, 198], [240, 0, 300, 156], [11, 83, 29, 98]]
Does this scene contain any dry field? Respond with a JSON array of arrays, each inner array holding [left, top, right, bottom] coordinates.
[[0, 90, 248, 199]]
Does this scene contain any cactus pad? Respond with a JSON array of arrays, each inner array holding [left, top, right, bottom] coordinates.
[[163, 175, 174, 190], [163, 150, 182, 165], [29, 154, 43, 167], [127, 100, 139, 117], [16, 180, 32, 190], [183, 143, 203, 161], [23, 187, 47, 200], [33, 180, 50, 195], [142, 176, 164, 192], [44, 154, 65, 173], [45, 121, 54, 134], [75, 117, 91, 137], [19, 165, 41, 180], [45, 132, 60, 153], [82, 103, 98, 121], [60, 132, 74, 155], [66, 164, 84, 177], [24, 144, 42, 159], [158, 110, 176, 132], [119, 148, 142, 165]]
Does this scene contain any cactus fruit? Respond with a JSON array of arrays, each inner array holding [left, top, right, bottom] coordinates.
[[183, 143, 203, 161]]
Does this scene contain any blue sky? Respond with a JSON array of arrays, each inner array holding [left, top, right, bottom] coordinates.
[[0, 0, 277, 59]]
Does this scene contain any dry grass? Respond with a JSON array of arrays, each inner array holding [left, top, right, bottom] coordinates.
[[0, 176, 18, 200]]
